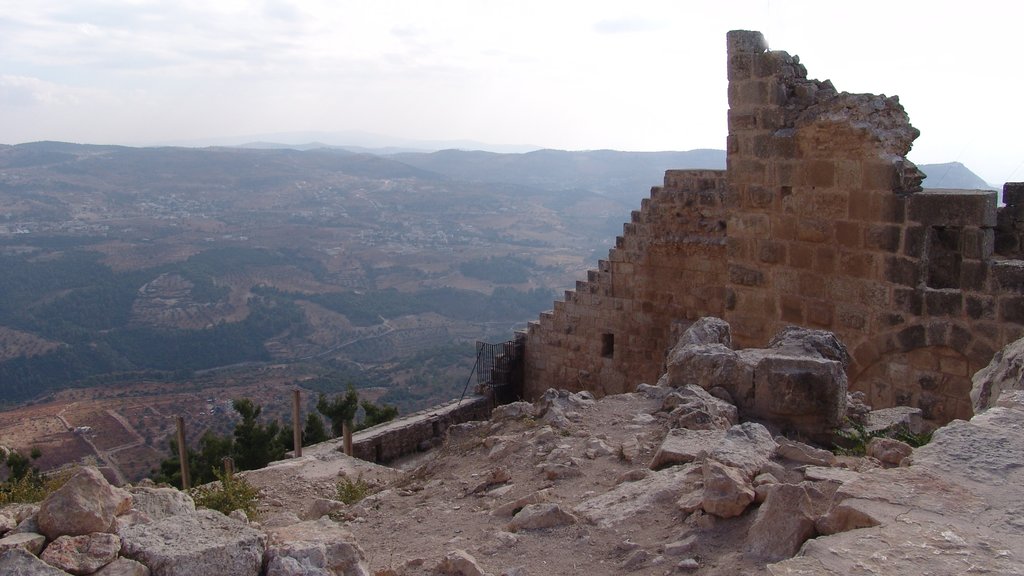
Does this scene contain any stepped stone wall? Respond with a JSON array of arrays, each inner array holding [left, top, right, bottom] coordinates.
[[523, 30, 1024, 425]]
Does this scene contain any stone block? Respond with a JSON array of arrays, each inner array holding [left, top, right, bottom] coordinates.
[[801, 160, 836, 188], [961, 228, 994, 260], [864, 224, 902, 252], [885, 255, 922, 287], [727, 30, 768, 55], [999, 296, 1024, 324], [835, 221, 862, 248], [924, 289, 962, 316], [908, 190, 997, 227], [1002, 182, 1024, 206], [796, 219, 830, 243], [814, 246, 837, 273]]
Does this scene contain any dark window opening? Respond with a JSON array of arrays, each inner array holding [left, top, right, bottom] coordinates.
[[927, 226, 962, 289], [601, 333, 615, 359]]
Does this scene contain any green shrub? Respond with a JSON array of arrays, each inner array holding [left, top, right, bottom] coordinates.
[[833, 420, 933, 456], [336, 476, 372, 504], [190, 469, 260, 520], [0, 468, 74, 504]]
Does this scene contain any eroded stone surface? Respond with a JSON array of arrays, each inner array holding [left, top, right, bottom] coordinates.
[[120, 509, 266, 576], [38, 467, 131, 539]]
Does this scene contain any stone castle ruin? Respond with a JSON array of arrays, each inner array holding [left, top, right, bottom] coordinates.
[[523, 30, 1024, 426]]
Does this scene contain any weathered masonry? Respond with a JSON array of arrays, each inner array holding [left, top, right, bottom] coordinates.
[[522, 30, 1024, 425]]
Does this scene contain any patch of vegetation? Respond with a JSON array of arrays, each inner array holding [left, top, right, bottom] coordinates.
[[833, 419, 933, 456], [336, 475, 372, 504], [189, 468, 260, 520], [0, 449, 73, 504], [459, 255, 533, 283]]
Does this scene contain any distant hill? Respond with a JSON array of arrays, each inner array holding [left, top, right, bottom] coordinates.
[[390, 148, 727, 205], [918, 162, 995, 190]]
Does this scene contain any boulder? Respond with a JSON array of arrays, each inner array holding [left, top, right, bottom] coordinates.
[[0, 547, 71, 575], [0, 531, 46, 555], [0, 512, 14, 535], [490, 490, 550, 518], [650, 423, 777, 477], [700, 459, 754, 518], [508, 504, 577, 531], [661, 385, 738, 431], [93, 558, 151, 576], [490, 402, 535, 422], [862, 406, 924, 436], [120, 509, 266, 576], [38, 467, 131, 539], [40, 533, 121, 576], [301, 499, 346, 521], [746, 484, 816, 561], [866, 437, 913, 466], [265, 518, 369, 576], [437, 549, 489, 576], [971, 335, 1024, 413], [775, 437, 837, 467], [126, 487, 195, 521], [766, 325, 850, 370], [670, 317, 732, 350], [666, 321, 849, 439], [666, 344, 753, 404], [575, 464, 702, 528], [265, 555, 333, 576]]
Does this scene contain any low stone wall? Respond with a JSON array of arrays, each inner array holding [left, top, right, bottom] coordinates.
[[350, 395, 491, 464]]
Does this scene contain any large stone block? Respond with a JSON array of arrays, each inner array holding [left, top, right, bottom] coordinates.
[[908, 190, 997, 227], [120, 509, 266, 576]]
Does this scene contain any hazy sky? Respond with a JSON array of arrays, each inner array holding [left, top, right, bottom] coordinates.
[[1, 1, 1020, 184]]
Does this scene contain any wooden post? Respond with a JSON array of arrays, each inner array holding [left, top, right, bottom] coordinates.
[[222, 456, 234, 479], [176, 416, 190, 490], [342, 420, 353, 456], [292, 389, 302, 457]]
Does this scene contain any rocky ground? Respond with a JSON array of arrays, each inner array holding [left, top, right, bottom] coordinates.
[[2, 320, 1023, 575]]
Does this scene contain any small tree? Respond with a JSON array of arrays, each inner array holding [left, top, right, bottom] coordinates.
[[303, 412, 329, 446], [317, 387, 359, 455], [232, 399, 285, 471], [358, 400, 398, 431]]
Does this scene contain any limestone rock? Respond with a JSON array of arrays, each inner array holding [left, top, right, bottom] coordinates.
[[265, 518, 369, 576], [37, 467, 131, 539], [0, 512, 14, 536], [120, 508, 266, 576], [437, 549, 489, 576], [576, 464, 702, 528], [666, 322, 848, 439], [700, 459, 754, 518], [635, 383, 672, 400], [746, 484, 816, 561], [0, 531, 46, 555], [265, 556, 333, 576], [661, 385, 738, 431], [766, 325, 850, 370], [127, 487, 195, 521], [93, 558, 151, 576], [650, 422, 777, 477], [0, 547, 71, 575], [971, 335, 1024, 413], [862, 406, 924, 436], [866, 437, 913, 466], [671, 317, 732, 350], [490, 491, 547, 518], [40, 533, 121, 576], [775, 437, 836, 467], [490, 402, 535, 422], [583, 437, 614, 459], [301, 499, 346, 521], [663, 535, 697, 556], [508, 503, 577, 531]]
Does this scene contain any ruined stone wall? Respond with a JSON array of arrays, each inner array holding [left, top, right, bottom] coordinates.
[[350, 395, 490, 463], [523, 170, 730, 397], [522, 29, 1024, 425]]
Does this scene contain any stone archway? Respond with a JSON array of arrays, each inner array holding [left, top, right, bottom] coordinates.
[[848, 322, 995, 425]]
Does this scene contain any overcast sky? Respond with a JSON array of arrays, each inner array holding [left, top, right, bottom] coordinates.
[[1, 0, 1020, 185]]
